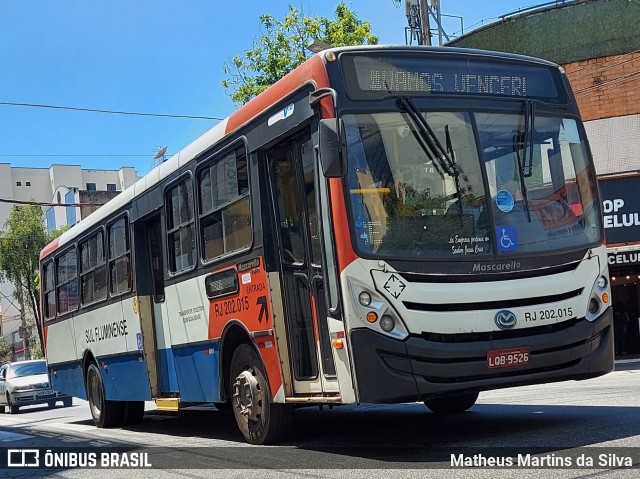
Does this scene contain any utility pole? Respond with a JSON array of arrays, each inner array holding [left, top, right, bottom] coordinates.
[[404, 0, 431, 45], [400, 0, 454, 46], [419, 0, 431, 46]]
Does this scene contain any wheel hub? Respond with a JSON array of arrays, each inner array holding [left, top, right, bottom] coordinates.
[[232, 369, 263, 423]]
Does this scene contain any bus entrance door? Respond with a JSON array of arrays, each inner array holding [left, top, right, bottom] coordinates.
[[267, 133, 338, 397], [134, 214, 178, 398]]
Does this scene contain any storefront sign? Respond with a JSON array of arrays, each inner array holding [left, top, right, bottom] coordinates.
[[599, 176, 640, 244], [608, 250, 640, 266]]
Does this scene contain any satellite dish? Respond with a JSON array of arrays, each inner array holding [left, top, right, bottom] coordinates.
[[153, 146, 168, 159]]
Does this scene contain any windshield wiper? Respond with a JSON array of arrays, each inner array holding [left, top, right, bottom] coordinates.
[[396, 97, 466, 221], [397, 97, 457, 177], [513, 99, 535, 222]]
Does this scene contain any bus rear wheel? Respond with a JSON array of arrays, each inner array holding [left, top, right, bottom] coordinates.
[[230, 344, 292, 445], [86, 363, 125, 428], [424, 391, 479, 414]]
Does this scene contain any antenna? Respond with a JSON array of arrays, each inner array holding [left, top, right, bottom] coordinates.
[[151, 146, 169, 169], [153, 146, 168, 160]]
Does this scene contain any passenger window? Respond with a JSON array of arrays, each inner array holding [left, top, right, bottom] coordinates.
[[166, 178, 196, 272], [198, 147, 251, 262], [43, 261, 56, 319], [108, 217, 132, 294], [80, 231, 107, 304], [56, 249, 78, 314]]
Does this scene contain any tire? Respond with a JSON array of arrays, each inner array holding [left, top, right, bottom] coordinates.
[[424, 391, 479, 414], [230, 344, 292, 445], [123, 401, 145, 425], [7, 394, 19, 414], [62, 397, 72, 408], [86, 363, 126, 428]]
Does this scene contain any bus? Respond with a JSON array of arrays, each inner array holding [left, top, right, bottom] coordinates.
[[40, 45, 613, 444]]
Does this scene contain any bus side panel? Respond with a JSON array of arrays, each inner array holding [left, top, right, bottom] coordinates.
[[164, 275, 221, 402], [98, 352, 152, 401], [95, 298, 152, 401], [208, 258, 285, 402], [45, 318, 86, 398], [50, 362, 86, 399], [156, 347, 180, 393], [172, 343, 221, 403], [72, 299, 152, 401]]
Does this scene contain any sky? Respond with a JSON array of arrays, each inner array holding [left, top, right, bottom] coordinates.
[[0, 1, 540, 177]]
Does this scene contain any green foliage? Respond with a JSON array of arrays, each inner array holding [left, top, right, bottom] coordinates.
[[0, 336, 10, 363], [0, 205, 65, 347], [223, 3, 378, 105]]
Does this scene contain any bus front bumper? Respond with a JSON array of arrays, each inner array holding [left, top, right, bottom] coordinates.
[[350, 308, 614, 404]]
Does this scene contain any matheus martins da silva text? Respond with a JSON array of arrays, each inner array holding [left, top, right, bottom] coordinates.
[[451, 453, 633, 468]]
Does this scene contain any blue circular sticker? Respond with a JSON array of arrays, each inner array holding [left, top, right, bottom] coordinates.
[[496, 190, 515, 212]]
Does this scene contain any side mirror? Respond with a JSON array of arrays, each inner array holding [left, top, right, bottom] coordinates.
[[318, 118, 346, 178]]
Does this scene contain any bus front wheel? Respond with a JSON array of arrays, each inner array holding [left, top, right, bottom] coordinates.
[[229, 344, 292, 445], [86, 363, 125, 428], [424, 391, 479, 414]]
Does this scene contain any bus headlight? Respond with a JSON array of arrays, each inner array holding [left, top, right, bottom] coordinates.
[[380, 315, 395, 332], [358, 291, 372, 306], [586, 272, 611, 322]]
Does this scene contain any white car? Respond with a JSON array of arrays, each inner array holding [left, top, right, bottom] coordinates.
[[0, 359, 71, 414]]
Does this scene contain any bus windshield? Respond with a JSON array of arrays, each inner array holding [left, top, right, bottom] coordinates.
[[344, 110, 602, 259]]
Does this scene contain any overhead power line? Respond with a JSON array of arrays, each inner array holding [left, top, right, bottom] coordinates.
[[0, 154, 149, 157], [0, 101, 223, 121], [574, 71, 640, 95], [0, 198, 105, 208], [0, 153, 151, 158]]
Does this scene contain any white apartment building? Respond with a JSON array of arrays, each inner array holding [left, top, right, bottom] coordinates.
[[0, 164, 139, 341]]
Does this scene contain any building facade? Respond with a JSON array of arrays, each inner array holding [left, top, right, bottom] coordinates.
[[448, 0, 640, 359], [0, 164, 139, 349]]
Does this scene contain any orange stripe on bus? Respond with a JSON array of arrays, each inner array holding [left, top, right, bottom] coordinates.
[[226, 54, 331, 134], [329, 178, 357, 272], [40, 237, 60, 260]]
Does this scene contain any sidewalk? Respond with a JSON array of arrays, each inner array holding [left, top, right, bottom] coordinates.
[[614, 357, 640, 371]]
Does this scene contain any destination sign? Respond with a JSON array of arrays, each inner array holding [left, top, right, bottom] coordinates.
[[342, 54, 565, 103], [205, 268, 238, 299]]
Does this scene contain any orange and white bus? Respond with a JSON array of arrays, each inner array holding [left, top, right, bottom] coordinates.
[[40, 45, 613, 444]]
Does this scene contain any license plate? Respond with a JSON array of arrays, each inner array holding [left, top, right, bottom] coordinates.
[[487, 347, 530, 369], [36, 391, 54, 397]]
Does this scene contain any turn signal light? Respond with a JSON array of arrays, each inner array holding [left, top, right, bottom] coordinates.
[[366, 312, 378, 323], [602, 292, 609, 304], [332, 339, 344, 349]]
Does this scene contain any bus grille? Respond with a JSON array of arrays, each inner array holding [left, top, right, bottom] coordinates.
[[418, 317, 583, 344], [403, 288, 583, 312]]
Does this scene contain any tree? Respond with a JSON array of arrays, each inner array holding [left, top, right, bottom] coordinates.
[[0, 205, 64, 351], [0, 335, 11, 363], [222, 3, 378, 105]]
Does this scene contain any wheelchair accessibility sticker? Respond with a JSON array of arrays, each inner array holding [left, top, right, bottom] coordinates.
[[496, 225, 518, 252]]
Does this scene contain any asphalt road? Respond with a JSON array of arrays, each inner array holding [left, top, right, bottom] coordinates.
[[1, 362, 640, 478]]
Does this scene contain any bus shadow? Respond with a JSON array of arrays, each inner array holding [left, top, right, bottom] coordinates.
[[61, 402, 640, 468], [118, 401, 640, 445]]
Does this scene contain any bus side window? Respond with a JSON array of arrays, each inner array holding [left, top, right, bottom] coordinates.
[[80, 231, 107, 305], [166, 178, 196, 272], [43, 260, 56, 320], [198, 146, 252, 262], [109, 217, 132, 294], [56, 248, 78, 315]]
